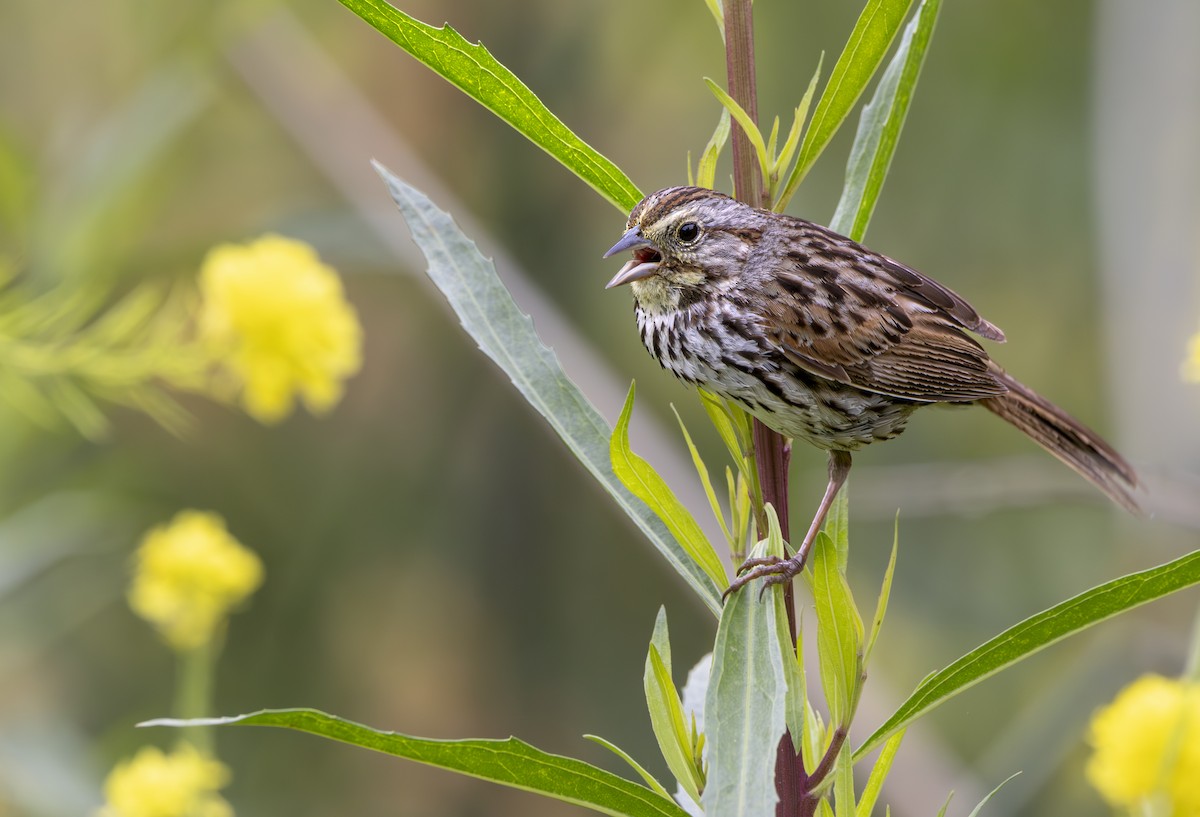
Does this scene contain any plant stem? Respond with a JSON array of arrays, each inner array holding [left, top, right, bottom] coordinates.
[[722, 2, 801, 814], [723, 0, 764, 210]]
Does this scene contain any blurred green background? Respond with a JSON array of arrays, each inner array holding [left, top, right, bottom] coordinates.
[[1, 0, 1198, 815]]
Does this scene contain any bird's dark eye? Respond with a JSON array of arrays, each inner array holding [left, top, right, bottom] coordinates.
[[677, 221, 700, 243]]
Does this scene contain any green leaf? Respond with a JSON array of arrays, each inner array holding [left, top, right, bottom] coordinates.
[[830, 0, 942, 241], [771, 58, 823, 186], [778, 0, 916, 210], [673, 406, 733, 548], [855, 729, 904, 817], [375, 166, 722, 615], [704, 78, 772, 192], [144, 709, 688, 817], [644, 609, 704, 804], [341, 0, 641, 213], [855, 549, 1200, 759], [966, 773, 1020, 817], [613, 384, 728, 593], [698, 389, 749, 467], [584, 735, 674, 801], [808, 531, 864, 728], [864, 521, 899, 667], [702, 583, 788, 817], [774, 581, 807, 745], [823, 484, 850, 573], [832, 738, 855, 817], [696, 109, 732, 191]]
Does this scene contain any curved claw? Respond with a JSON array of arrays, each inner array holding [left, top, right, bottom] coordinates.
[[721, 555, 807, 603]]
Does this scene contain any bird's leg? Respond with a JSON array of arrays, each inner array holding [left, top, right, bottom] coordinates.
[[723, 450, 853, 601]]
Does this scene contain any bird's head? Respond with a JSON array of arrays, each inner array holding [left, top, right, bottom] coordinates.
[[603, 187, 757, 303]]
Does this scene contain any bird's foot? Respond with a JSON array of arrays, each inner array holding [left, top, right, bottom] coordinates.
[[722, 554, 807, 602]]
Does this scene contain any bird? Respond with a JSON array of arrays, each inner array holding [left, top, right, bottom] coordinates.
[[603, 186, 1140, 597]]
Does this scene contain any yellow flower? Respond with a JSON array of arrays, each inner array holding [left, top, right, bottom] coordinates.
[[1086, 674, 1200, 816], [198, 235, 362, 424], [129, 511, 263, 651], [1183, 331, 1200, 383], [98, 744, 231, 817]]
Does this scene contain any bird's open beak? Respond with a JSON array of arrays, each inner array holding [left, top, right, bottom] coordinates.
[[603, 227, 662, 289]]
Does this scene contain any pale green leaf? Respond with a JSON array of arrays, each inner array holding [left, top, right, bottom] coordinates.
[[645, 609, 704, 804], [673, 406, 732, 547], [865, 521, 898, 667], [774, 583, 807, 745], [698, 389, 749, 467], [824, 484, 850, 573], [778, 0, 916, 210], [807, 531, 864, 728], [966, 773, 1020, 817], [144, 709, 688, 817], [766, 116, 781, 165], [584, 735, 674, 801], [375, 166, 721, 615], [830, 0, 942, 241], [704, 78, 772, 193], [702, 582, 787, 817], [697, 109, 732, 191], [771, 57, 824, 185], [832, 738, 855, 817], [342, 0, 641, 212], [855, 549, 1200, 759], [613, 383, 728, 592], [855, 729, 904, 817]]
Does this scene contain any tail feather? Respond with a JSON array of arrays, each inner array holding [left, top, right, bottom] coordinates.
[[980, 371, 1141, 513]]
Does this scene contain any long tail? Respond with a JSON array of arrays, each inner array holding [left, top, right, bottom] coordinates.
[[979, 370, 1141, 513]]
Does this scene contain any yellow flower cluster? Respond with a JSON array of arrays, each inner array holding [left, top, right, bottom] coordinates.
[[128, 511, 263, 651], [198, 235, 362, 424], [1086, 674, 1200, 816], [99, 744, 231, 817]]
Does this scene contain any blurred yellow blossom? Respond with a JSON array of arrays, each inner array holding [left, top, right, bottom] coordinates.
[[1086, 674, 1200, 816], [129, 511, 263, 651], [1183, 331, 1200, 383], [198, 235, 362, 424], [98, 744, 231, 817]]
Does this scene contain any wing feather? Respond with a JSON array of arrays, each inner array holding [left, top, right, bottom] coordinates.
[[756, 220, 1008, 403]]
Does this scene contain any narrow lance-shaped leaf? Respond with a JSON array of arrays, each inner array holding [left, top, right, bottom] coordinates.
[[702, 579, 788, 817], [807, 530, 864, 728], [696, 109, 732, 191], [967, 773, 1021, 817], [375, 166, 722, 614], [770, 57, 824, 188], [704, 78, 772, 192], [830, 0, 942, 241], [673, 406, 733, 548], [832, 738, 856, 817], [855, 729, 904, 817], [143, 709, 689, 817], [644, 608, 705, 805], [613, 384, 728, 593], [777, 0, 916, 211], [864, 522, 899, 667], [855, 549, 1200, 759], [341, 0, 641, 212], [584, 735, 674, 801]]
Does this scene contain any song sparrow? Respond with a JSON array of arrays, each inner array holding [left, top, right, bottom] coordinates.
[[604, 186, 1139, 597]]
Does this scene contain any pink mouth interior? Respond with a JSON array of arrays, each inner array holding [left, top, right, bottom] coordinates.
[[635, 247, 661, 263]]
